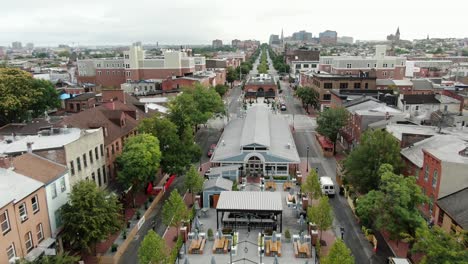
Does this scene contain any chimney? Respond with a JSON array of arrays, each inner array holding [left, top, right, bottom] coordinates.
[[26, 142, 33, 153]]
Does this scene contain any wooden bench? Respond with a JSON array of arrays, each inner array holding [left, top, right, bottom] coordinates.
[[223, 238, 229, 253], [265, 240, 271, 256], [276, 242, 282, 257], [293, 242, 299, 258], [199, 239, 206, 254], [305, 244, 311, 258]]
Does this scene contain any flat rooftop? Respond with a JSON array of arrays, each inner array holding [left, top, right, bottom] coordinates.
[[216, 191, 283, 212]]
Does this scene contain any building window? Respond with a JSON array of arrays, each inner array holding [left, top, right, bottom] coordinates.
[[60, 177, 66, 193], [106, 147, 110, 158], [383, 71, 387, 77], [383, 63, 388, 68], [98, 71, 102, 76], [19, 203, 28, 221], [25, 232, 33, 252], [102, 166, 107, 184], [405, 105, 410, 111], [303, 64, 309, 68], [51, 182, 57, 199], [36, 223, 44, 242], [89, 150, 93, 164], [346, 63, 352, 68], [415, 106, 420, 111], [339, 83, 348, 89], [83, 154, 87, 168], [100, 144, 104, 157], [367, 63, 370, 68], [70, 161, 75, 175], [1, 210, 11, 234], [354, 83, 361, 89], [323, 94, 331, 100], [116, 141, 120, 151], [438, 210, 444, 224], [31, 195, 39, 214], [324, 83, 332, 89], [432, 170, 438, 188], [95, 147, 99, 160], [365, 83, 369, 89], [424, 165, 429, 181], [54, 209, 62, 228], [374, 63, 377, 67], [7, 243, 16, 261], [97, 168, 102, 187], [111, 145, 115, 155], [76, 157, 81, 171], [106, 71, 110, 75], [92, 172, 96, 183]]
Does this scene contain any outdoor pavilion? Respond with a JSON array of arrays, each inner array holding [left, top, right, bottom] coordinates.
[[215, 191, 284, 232]]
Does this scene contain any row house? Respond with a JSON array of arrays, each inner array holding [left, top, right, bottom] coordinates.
[[77, 42, 207, 87], [0, 127, 107, 189], [397, 94, 462, 123], [319, 45, 406, 80], [400, 134, 468, 222], [284, 48, 320, 75], [61, 89, 148, 181], [0, 168, 52, 263], [161, 69, 226, 90]]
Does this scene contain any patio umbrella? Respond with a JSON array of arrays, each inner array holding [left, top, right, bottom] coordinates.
[[272, 231, 277, 243], [273, 255, 279, 264], [299, 231, 304, 244], [217, 229, 223, 239], [193, 229, 199, 241], [184, 258, 190, 264], [298, 215, 305, 232], [211, 256, 216, 264], [192, 215, 202, 231]]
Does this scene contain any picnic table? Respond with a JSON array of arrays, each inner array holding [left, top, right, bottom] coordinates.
[[189, 238, 206, 254], [265, 181, 276, 190], [212, 237, 229, 254], [294, 242, 311, 258], [266, 240, 282, 257]]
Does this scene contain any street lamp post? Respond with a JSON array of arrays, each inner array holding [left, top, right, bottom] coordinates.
[[306, 146, 310, 172]]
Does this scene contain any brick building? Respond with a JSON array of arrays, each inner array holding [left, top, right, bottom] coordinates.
[[77, 42, 206, 87], [285, 48, 320, 75], [64, 92, 96, 113], [244, 74, 277, 99]]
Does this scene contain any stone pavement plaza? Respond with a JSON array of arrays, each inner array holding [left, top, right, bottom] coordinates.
[[183, 183, 317, 264]]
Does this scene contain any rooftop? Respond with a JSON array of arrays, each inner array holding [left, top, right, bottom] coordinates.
[[401, 94, 440, 105], [386, 124, 438, 141], [216, 191, 282, 212], [12, 153, 67, 185], [0, 168, 44, 208], [65, 92, 96, 101], [203, 177, 233, 191], [437, 187, 468, 229]]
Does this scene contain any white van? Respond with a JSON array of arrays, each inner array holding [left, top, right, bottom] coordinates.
[[388, 258, 412, 264], [320, 176, 335, 197]]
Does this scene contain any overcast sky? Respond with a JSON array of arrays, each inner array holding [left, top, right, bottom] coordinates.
[[1, 0, 466, 47]]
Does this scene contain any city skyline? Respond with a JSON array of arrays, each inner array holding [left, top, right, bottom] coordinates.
[[1, 0, 467, 46]]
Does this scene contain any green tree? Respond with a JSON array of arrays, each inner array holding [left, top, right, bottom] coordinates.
[[344, 130, 403, 193], [0, 68, 60, 126], [295, 86, 320, 112], [168, 92, 200, 136], [18, 252, 80, 264], [226, 66, 238, 86], [61, 181, 122, 253], [301, 170, 322, 200], [412, 225, 468, 264], [138, 230, 168, 264], [214, 84, 229, 97], [185, 165, 204, 201], [322, 239, 355, 264], [116, 134, 161, 206], [57, 51, 71, 58], [316, 107, 349, 154], [356, 164, 427, 240], [139, 115, 191, 175], [162, 190, 189, 231], [307, 196, 333, 241]]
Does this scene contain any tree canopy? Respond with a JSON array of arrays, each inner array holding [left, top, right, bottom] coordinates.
[[301, 170, 322, 200], [185, 165, 204, 200], [412, 224, 468, 264], [138, 230, 168, 264], [295, 87, 320, 112], [316, 107, 349, 149], [356, 164, 427, 240], [226, 66, 239, 84], [307, 196, 333, 240], [0, 68, 60, 126], [162, 190, 189, 230], [18, 252, 80, 264], [61, 181, 122, 253], [322, 239, 355, 264], [344, 129, 403, 193], [116, 134, 161, 191], [139, 115, 194, 175], [214, 84, 229, 97]]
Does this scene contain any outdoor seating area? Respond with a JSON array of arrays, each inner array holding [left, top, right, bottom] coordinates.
[[283, 181, 294, 191], [265, 181, 277, 190], [212, 237, 229, 254], [293, 241, 311, 258], [189, 238, 206, 254], [265, 240, 282, 257]]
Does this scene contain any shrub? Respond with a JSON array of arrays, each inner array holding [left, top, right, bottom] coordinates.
[[285, 229, 291, 241], [136, 210, 141, 220], [111, 244, 118, 252], [208, 228, 214, 240], [168, 237, 183, 263]]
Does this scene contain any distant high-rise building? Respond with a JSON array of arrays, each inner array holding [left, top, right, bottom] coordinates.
[[232, 39, 241, 48], [269, 34, 280, 45], [26, 42, 34, 50], [212, 39, 223, 49], [337, 36, 354, 44], [11, 41, 22, 49], [292, 30, 313, 42], [319, 30, 338, 45]]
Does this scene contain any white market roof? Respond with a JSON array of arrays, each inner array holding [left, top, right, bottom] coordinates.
[[0, 168, 44, 208], [216, 191, 283, 212]]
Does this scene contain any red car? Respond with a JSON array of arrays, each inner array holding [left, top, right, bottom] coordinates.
[[207, 144, 216, 157]]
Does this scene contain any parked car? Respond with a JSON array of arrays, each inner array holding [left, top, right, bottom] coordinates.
[[280, 104, 287, 111], [207, 144, 216, 157]]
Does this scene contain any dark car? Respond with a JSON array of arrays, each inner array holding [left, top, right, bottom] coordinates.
[[280, 104, 287, 111], [207, 144, 216, 157]]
